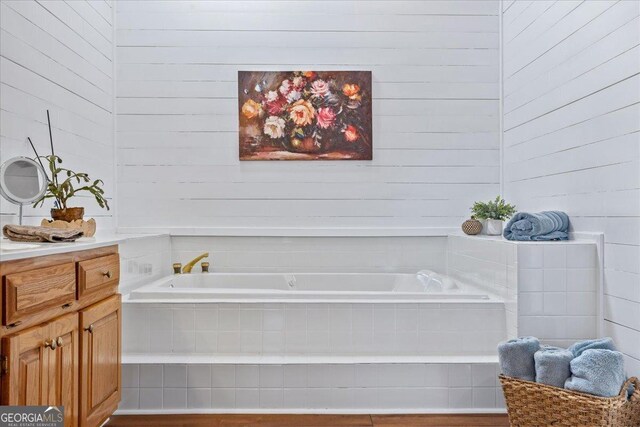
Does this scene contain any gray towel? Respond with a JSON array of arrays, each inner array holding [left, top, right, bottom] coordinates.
[[503, 211, 569, 241], [3, 224, 83, 243], [498, 336, 540, 382], [534, 346, 573, 388], [568, 337, 616, 357], [565, 349, 626, 397]]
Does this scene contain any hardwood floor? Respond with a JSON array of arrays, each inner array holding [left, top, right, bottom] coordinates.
[[107, 414, 510, 427]]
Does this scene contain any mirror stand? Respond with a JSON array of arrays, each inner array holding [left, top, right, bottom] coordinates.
[[0, 157, 48, 227]]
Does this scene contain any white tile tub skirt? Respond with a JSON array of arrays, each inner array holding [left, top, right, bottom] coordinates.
[[118, 361, 505, 413]]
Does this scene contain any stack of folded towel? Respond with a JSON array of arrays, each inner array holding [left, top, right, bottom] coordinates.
[[498, 337, 628, 397], [503, 211, 569, 241]]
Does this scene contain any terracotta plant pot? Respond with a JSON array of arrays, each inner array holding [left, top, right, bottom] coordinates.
[[51, 207, 84, 222]]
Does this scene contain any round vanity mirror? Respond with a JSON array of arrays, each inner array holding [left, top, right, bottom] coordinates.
[[0, 157, 48, 224]]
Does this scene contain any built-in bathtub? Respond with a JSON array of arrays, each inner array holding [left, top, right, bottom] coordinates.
[[119, 270, 507, 413], [127, 272, 493, 303]]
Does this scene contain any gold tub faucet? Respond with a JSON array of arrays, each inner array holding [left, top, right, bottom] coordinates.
[[182, 252, 209, 274]]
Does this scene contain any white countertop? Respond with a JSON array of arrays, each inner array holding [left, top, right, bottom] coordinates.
[[0, 233, 166, 261]]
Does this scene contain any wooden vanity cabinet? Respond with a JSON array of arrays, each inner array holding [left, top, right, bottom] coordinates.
[[80, 294, 121, 427], [0, 246, 121, 427]]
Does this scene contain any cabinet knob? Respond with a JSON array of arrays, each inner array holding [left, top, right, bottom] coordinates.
[[44, 340, 57, 350], [85, 324, 94, 334], [103, 270, 113, 279], [56, 337, 64, 347]]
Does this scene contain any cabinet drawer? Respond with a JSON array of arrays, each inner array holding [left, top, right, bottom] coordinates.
[[77, 254, 120, 299], [3, 263, 76, 326]]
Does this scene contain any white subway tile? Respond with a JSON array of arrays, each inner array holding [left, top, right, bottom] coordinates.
[[473, 387, 496, 408], [211, 388, 236, 409], [119, 388, 139, 410], [284, 308, 306, 332], [195, 331, 217, 353], [139, 365, 163, 388], [449, 387, 473, 408], [173, 309, 195, 331], [283, 365, 307, 388], [218, 307, 240, 330], [121, 364, 139, 388], [544, 269, 567, 292], [283, 388, 307, 407], [259, 388, 283, 409], [263, 309, 285, 331], [259, 365, 284, 388], [195, 308, 218, 330], [187, 388, 211, 409], [518, 246, 544, 268], [235, 388, 259, 408], [187, 365, 211, 388], [544, 246, 566, 268], [544, 293, 567, 315], [139, 388, 163, 409], [519, 269, 544, 292], [448, 364, 472, 387], [163, 365, 187, 388], [235, 365, 259, 388], [211, 365, 236, 388], [163, 388, 187, 409], [566, 245, 598, 269]]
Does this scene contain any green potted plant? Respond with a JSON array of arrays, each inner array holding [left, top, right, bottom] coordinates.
[[33, 155, 109, 222], [471, 196, 516, 235]]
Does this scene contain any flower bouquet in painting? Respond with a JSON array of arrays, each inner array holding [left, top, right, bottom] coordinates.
[[238, 71, 372, 160]]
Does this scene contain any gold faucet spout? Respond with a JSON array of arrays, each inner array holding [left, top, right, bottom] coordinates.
[[182, 252, 209, 273]]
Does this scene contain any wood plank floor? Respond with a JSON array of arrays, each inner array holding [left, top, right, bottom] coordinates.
[[107, 414, 510, 427]]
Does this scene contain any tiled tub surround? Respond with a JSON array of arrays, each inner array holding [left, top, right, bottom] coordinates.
[[116, 234, 601, 413], [447, 235, 600, 347], [118, 362, 504, 413], [122, 302, 505, 357]]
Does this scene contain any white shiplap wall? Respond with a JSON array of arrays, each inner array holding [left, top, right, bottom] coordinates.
[[502, 0, 640, 376], [115, 0, 501, 232], [0, 0, 115, 228]]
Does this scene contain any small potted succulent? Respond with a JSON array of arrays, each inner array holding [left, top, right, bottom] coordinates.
[[471, 196, 516, 235], [33, 155, 109, 222]]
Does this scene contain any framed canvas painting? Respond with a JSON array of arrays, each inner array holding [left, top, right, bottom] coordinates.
[[238, 71, 372, 160]]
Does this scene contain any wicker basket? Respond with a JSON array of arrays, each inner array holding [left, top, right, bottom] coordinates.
[[499, 375, 640, 427]]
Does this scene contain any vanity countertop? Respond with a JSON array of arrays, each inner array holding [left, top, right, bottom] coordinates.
[[0, 232, 165, 262]]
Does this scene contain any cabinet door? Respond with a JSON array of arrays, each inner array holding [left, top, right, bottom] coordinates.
[[0, 323, 48, 405], [79, 294, 121, 427], [47, 313, 79, 427]]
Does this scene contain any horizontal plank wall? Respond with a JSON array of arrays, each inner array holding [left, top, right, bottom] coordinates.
[[501, 0, 640, 376], [115, 0, 501, 232], [0, 0, 115, 228]]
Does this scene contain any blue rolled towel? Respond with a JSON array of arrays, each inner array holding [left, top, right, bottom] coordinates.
[[503, 211, 569, 241], [565, 349, 626, 397], [498, 336, 540, 381], [534, 346, 573, 388], [568, 337, 617, 357]]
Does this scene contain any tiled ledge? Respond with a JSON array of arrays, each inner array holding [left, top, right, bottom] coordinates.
[[122, 354, 500, 365]]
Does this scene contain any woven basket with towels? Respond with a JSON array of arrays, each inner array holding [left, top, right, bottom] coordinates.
[[499, 375, 640, 426]]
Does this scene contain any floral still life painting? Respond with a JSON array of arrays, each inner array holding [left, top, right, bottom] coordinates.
[[238, 71, 372, 160]]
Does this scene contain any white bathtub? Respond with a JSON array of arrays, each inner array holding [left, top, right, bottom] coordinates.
[[126, 272, 491, 303]]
